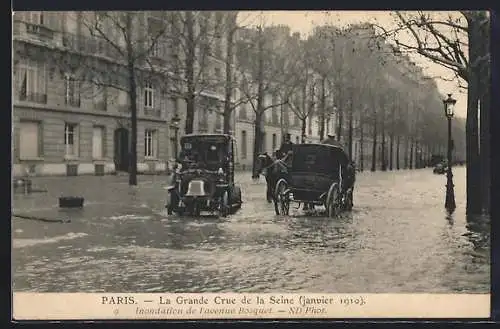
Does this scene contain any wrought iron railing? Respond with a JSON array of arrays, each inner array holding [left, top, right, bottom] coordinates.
[[144, 108, 161, 117], [19, 92, 47, 104], [65, 95, 81, 107]]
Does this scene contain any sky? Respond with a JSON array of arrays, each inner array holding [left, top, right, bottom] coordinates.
[[238, 10, 468, 119]]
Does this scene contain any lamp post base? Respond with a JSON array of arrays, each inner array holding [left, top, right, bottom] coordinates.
[[445, 170, 456, 213]]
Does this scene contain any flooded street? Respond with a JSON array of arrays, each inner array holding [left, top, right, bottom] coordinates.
[[12, 167, 490, 293]]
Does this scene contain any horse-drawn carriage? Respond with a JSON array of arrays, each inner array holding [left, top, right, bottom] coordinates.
[[166, 134, 242, 217], [272, 143, 355, 217]]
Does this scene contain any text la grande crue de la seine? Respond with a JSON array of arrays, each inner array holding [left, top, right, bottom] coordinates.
[[100, 294, 366, 308]]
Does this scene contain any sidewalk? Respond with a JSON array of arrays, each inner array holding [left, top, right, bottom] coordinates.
[[11, 170, 261, 243], [12, 171, 257, 213]]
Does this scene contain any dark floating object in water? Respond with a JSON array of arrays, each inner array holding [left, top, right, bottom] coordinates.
[[59, 196, 84, 208], [12, 214, 71, 223]]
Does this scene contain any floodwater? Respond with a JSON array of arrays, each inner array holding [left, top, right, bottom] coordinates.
[[12, 167, 490, 293]]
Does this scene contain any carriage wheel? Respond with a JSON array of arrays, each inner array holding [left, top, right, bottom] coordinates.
[[219, 191, 230, 217], [327, 186, 340, 218], [274, 180, 290, 216]]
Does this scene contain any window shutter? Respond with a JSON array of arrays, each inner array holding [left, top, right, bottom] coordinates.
[[37, 63, 46, 95], [20, 122, 39, 158], [155, 86, 161, 112], [77, 124, 80, 157], [155, 130, 159, 158]]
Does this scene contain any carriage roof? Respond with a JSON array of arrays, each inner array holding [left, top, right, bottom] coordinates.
[[290, 143, 349, 174], [182, 133, 234, 139]]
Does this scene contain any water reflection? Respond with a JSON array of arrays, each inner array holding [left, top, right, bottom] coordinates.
[[445, 212, 454, 227], [165, 217, 227, 250], [282, 212, 359, 255], [465, 214, 491, 253]]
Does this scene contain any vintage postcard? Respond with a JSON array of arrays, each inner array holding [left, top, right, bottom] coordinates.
[[11, 10, 491, 320]]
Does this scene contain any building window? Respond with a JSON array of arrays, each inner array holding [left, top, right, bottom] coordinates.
[[64, 74, 81, 107], [272, 133, 277, 151], [241, 130, 247, 159], [144, 129, 158, 158], [294, 113, 300, 127], [199, 108, 208, 131], [214, 67, 221, 82], [19, 121, 41, 159], [93, 84, 107, 111], [92, 126, 105, 159], [18, 60, 47, 103], [239, 105, 247, 120], [214, 114, 222, 132], [64, 123, 78, 157], [117, 89, 129, 112], [28, 11, 45, 25], [144, 80, 154, 108]]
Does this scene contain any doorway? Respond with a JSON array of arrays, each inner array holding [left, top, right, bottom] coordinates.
[[114, 128, 129, 172]]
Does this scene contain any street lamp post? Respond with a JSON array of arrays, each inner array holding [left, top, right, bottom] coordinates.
[[443, 94, 457, 213], [170, 113, 181, 160]]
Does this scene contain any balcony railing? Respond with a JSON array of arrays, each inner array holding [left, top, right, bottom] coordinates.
[[25, 22, 55, 41], [144, 107, 161, 117], [61, 32, 121, 59], [19, 92, 47, 104], [65, 95, 81, 108]]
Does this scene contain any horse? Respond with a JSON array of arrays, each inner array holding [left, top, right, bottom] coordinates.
[[255, 153, 277, 202]]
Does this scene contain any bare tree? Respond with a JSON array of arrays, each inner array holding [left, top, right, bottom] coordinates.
[[235, 23, 298, 177], [376, 10, 490, 215]]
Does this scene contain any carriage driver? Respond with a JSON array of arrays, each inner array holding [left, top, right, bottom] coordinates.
[[278, 133, 294, 159], [321, 134, 344, 148]]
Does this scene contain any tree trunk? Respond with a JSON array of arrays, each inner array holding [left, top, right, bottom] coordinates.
[[359, 115, 364, 171], [389, 105, 395, 170], [389, 132, 394, 170], [184, 12, 195, 134], [252, 112, 263, 178], [252, 26, 265, 178], [319, 77, 326, 141], [336, 87, 344, 142], [370, 110, 377, 172], [348, 98, 354, 160], [381, 108, 386, 171], [409, 138, 414, 169], [479, 14, 490, 215], [301, 118, 307, 143], [465, 15, 483, 216], [415, 140, 420, 168], [404, 136, 409, 169], [396, 134, 401, 170], [223, 22, 235, 134], [125, 14, 137, 186]]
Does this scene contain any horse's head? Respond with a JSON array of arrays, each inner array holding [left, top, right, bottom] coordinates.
[[256, 153, 273, 175]]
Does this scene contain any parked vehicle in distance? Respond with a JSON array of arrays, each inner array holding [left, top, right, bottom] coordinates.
[[166, 134, 242, 217], [433, 162, 447, 174]]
